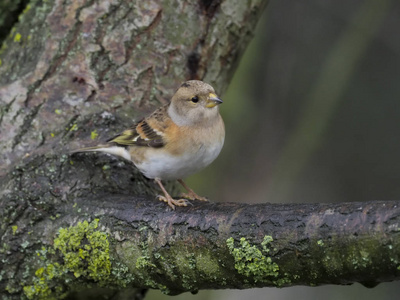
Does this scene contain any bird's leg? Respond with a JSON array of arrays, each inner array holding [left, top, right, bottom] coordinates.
[[177, 179, 208, 201], [154, 178, 188, 210]]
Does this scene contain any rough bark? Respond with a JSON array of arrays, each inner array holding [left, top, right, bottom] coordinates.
[[1, 0, 399, 299], [0, 0, 264, 171], [0, 0, 268, 298], [2, 154, 400, 298]]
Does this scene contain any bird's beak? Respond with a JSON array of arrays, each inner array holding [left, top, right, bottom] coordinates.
[[206, 93, 223, 108]]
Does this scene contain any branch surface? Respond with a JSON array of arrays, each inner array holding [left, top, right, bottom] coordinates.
[[1, 152, 400, 298]]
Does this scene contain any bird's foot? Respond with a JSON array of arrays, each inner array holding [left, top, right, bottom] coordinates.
[[177, 179, 209, 202], [157, 195, 189, 210], [180, 191, 208, 202]]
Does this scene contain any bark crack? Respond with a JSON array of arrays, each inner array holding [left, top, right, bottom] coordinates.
[[186, 1, 222, 79], [11, 102, 43, 149], [23, 21, 83, 108], [23, 0, 98, 108], [123, 9, 163, 66], [0, 96, 16, 127]]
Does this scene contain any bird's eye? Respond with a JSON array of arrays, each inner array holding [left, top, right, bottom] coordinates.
[[191, 96, 199, 103]]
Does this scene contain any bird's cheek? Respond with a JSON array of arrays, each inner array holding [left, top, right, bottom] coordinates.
[[197, 111, 204, 120]]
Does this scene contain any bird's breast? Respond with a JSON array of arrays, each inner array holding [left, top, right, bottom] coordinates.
[[134, 125, 224, 180]]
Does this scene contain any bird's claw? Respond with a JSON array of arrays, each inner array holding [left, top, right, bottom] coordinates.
[[157, 195, 189, 210], [180, 192, 208, 202]]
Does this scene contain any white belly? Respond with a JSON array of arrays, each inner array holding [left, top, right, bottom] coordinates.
[[135, 141, 224, 180]]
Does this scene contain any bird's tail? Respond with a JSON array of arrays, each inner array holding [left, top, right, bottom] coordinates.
[[70, 145, 106, 153], [70, 144, 132, 161]]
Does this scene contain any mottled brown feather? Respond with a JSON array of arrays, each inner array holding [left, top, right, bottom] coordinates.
[[107, 105, 170, 148]]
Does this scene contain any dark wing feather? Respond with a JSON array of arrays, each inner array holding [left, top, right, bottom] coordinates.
[[107, 120, 165, 148]]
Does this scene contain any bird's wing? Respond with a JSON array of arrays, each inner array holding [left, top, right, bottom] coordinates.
[[107, 106, 168, 148]]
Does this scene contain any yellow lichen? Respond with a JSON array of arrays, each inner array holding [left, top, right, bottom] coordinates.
[[53, 219, 111, 282], [14, 33, 22, 42], [226, 236, 279, 283], [23, 219, 112, 299], [68, 124, 78, 131], [91, 130, 98, 140]]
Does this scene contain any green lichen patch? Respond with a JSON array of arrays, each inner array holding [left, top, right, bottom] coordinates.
[[13, 32, 22, 42], [53, 218, 111, 282], [91, 130, 99, 140], [23, 263, 63, 300], [226, 236, 279, 283], [196, 252, 219, 275], [23, 219, 133, 299], [136, 255, 155, 269], [68, 123, 78, 132]]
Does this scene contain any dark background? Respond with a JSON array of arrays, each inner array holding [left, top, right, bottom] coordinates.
[[157, 0, 400, 299]]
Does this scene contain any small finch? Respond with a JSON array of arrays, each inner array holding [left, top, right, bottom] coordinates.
[[72, 80, 225, 209]]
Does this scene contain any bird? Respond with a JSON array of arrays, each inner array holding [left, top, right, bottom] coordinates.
[[72, 80, 225, 209]]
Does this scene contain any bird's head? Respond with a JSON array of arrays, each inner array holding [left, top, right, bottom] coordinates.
[[168, 80, 223, 126]]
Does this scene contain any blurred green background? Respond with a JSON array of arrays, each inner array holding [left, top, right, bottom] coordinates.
[[179, 0, 400, 299]]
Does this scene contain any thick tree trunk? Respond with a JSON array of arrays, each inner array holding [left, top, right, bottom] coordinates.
[[1, 1, 399, 300], [0, 0, 268, 298]]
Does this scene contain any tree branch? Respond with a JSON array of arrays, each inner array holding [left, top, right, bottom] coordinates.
[[1, 151, 400, 298]]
